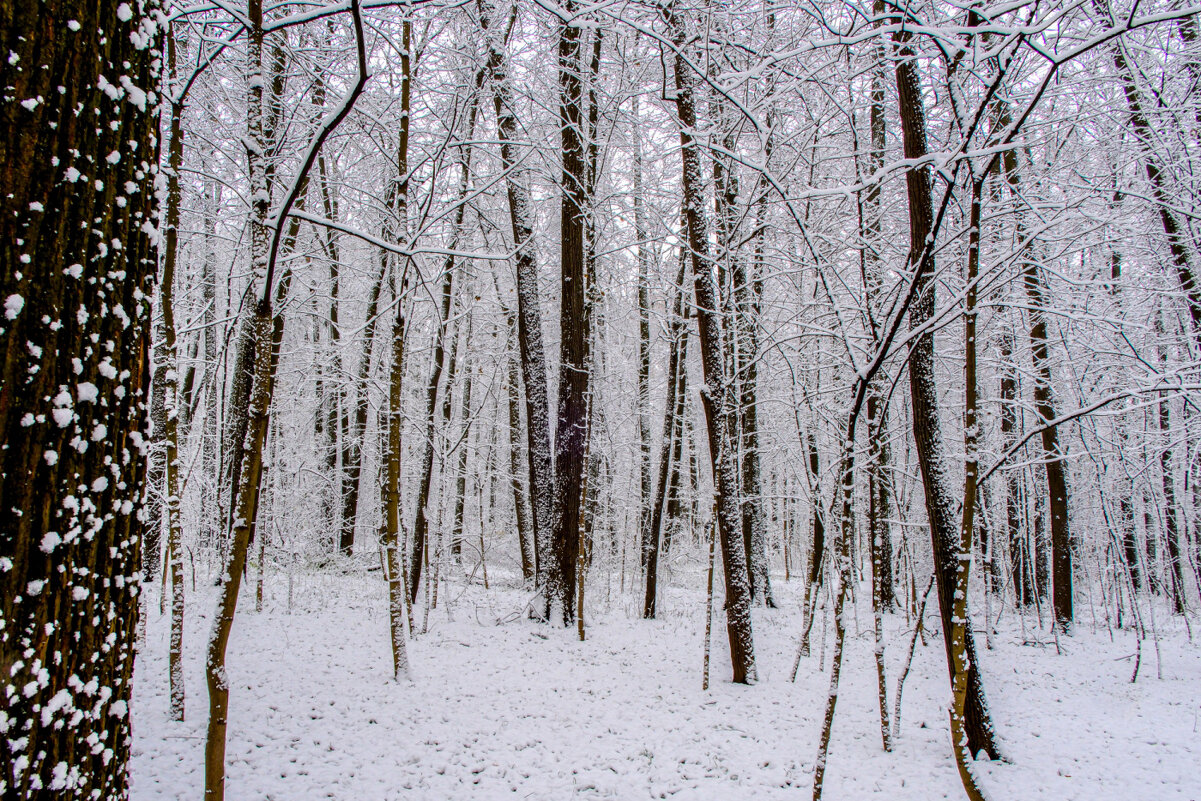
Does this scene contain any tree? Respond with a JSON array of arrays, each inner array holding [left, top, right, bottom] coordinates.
[[549, 2, 596, 622], [892, 21, 999, 759], [479, 0, 555, 594], [665, 0, 756, 684], [0, 2, 161, 797]]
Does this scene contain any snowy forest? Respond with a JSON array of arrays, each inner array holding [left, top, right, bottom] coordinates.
[[3, 0, 1201, 798]]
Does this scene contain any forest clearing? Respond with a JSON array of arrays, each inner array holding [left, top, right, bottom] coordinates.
[[131, 570, 1199, 800]]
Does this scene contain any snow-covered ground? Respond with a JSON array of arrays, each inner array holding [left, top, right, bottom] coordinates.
[[131, 566, 1201, 800]]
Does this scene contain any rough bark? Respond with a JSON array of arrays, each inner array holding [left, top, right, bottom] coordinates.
[[0, 2, 159, 795], [548, 7, 594, 622], [894, 35, 999, 759]]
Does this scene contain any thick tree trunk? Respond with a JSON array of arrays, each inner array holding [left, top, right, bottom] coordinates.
[[0, 2, 159, 795], [894, 35, 999, 759], [549, 8, 594, 622]]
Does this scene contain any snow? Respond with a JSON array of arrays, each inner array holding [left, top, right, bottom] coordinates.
[[131, 572, 1201, 800], [5, 294, 24, 320]]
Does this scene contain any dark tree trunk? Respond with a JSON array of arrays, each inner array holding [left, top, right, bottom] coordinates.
[[549, 8, 595, 622], [864, 18, 895, 609], [1156, 310, 1186, 613], [893, 35, 999, 759], [410, 279, 457, 603], [505, 335, 536, 581], [999, 332, 1032, 606], [340, 255, 388, 555], [0, 3, 159, 796], [634, 95, 654, 571], [451, 315, 477, 564]]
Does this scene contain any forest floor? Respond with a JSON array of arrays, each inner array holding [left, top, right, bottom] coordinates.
[[131, 562, 1201, 800]]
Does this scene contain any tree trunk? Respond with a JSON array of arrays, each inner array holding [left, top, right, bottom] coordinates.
[[999, 332, 1032, 606], [409, 275, 456, 602], [864, 9, 895, 609], [340, 254, 388, 556], [634, 94, 654, 570], [1097, 0, 1201, 349], [645, 260, 689, 618], [1156, 309, 1186, 613], [549, 7, 594, 622], [505, 336, 536, 581], [201, 175, 221, 556], [894, 33, 999, 759], [162, 37, 187, 720], [667, 0, 756, 683], [205, 276, 289, 799], [0, 1, 159, 795], [479, 0, 555, 592], [383, 278, 412, 679], [798, 425, 825, 659], [999, 144, 1073, 633], [451, 314, 477, 564]]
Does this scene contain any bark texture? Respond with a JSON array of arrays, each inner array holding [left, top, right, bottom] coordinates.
[[0, 3, 159, 796], [894, 37, 999, 759]]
